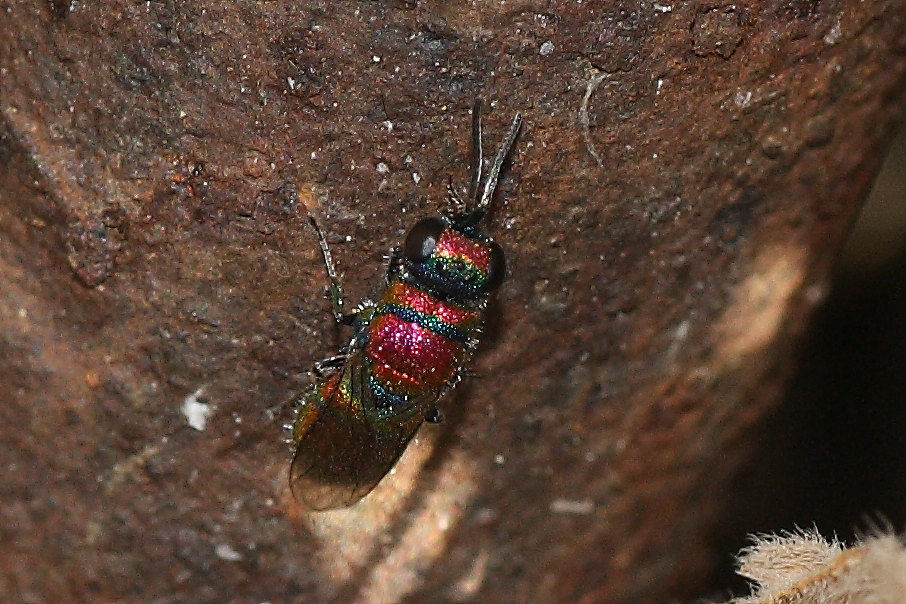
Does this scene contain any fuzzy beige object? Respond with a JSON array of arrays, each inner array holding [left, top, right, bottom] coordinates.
[[729, 530, 906, 603]]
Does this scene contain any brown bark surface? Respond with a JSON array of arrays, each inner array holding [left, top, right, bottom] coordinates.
[[2, 1, 905, 602]]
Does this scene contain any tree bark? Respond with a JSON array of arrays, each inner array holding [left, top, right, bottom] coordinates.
[[1, 1, 904, 602]]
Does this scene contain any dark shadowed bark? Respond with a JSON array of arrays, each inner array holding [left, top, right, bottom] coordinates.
[[1, 1, 905, 602]]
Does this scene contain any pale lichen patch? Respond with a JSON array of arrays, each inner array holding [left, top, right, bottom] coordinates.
[[714, 245, 806, 370]]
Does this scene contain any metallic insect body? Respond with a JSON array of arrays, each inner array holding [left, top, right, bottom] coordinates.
[[289, 103, 522, 510]]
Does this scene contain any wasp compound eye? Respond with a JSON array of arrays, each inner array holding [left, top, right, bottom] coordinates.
[[483, 242, 506, 291], [404, 217, 445, 263]]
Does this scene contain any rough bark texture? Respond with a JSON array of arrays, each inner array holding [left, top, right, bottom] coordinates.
[[1, 1, 905, 602]]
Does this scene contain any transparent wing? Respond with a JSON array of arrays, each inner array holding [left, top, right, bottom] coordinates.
[[289, 349, 436, 510]]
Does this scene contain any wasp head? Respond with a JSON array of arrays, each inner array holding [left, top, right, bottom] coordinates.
[[402, 216, 504, 302], [400, 102, 520, 303]]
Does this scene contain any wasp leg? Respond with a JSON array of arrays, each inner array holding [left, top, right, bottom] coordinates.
[[312, 354, 347, 377], [425, 406, 444, 424], [309, 215, 359, 326], [446, 178, 468, 215], [385, 246, 404, 283]]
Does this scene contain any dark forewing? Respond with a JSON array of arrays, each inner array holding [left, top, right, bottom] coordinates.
[[289, 351, 431, 510]]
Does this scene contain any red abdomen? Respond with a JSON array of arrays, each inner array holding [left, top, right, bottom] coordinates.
[[365, 282, 479, 396]]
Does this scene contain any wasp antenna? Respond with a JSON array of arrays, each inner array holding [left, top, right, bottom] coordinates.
[[468, 98, 484, 208], [475, 111, 523, 217]]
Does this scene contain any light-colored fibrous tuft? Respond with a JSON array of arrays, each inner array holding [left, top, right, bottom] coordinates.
[[728, 529, 906, 604]]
